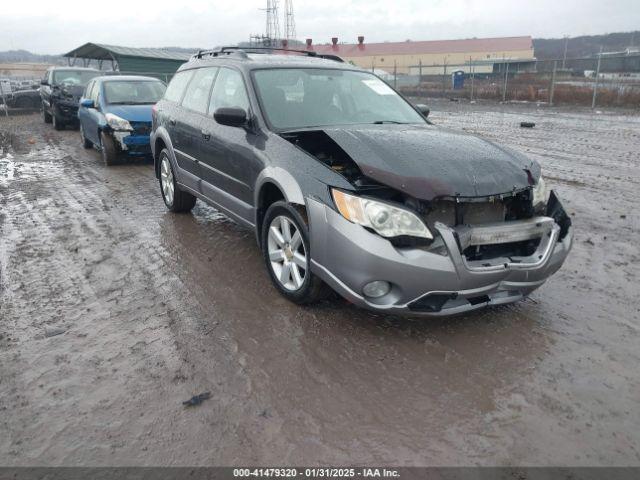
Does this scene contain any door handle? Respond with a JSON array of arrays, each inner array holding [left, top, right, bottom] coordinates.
[[201, 130, 211, 141], [169, 118, 176, 126]]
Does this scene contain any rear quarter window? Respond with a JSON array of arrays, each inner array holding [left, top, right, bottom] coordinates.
[[164, 70, 195, 103], [181, 67, 218, 114]]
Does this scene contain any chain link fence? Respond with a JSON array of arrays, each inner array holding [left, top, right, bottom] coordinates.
[[370, 54, 640, 108]]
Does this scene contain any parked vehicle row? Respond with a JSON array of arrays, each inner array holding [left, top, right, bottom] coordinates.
[[40, 67, 165, 164], [149, 48, 573, 316]]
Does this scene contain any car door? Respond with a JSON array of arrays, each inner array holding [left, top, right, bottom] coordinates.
[[84, 81, 103, 145], [172, 67, 217, 191], [78, 80, 96, 139], [199, 67, 260, 225]]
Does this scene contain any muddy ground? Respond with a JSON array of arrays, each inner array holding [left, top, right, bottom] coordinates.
[[0, 103, 638, 466]]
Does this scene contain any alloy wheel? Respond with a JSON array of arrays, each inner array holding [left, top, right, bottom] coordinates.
[[160, 155, 175, 206], [267, 215, 307, 291]]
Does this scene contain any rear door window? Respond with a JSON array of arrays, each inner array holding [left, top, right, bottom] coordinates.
[[164, 70, 195, 103], [209, 68, 250, 114], [181, 67, 218, 114]]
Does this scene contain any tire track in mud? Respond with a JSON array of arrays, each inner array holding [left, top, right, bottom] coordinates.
[[0, 117, 265, 464]]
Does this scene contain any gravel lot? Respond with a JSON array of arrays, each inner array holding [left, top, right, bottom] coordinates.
[[0, 103, 639, 466]]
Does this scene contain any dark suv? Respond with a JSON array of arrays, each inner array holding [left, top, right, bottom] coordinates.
[[151, 48, 572, 317], [41, 67, 99, 130]]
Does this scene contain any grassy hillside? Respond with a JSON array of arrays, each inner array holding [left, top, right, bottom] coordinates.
[[533, 31, 639, 59]]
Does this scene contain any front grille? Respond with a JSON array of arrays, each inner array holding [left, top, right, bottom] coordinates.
[[130, 122, 151, 136]]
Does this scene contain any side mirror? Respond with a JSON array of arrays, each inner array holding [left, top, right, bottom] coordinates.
[[214, 107, 247, 127], [40, 79, 48, 86], [415, 104, 430, 118], [80, 98, 95, 109]]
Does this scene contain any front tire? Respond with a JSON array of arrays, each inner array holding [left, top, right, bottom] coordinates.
[[43, 104, 52, 123], [261, 201, 328, 304], [80, 124, 92, 148], [100, 131, 118, 166], [52, 112, 64, 131], [159, 149, 196, 213]]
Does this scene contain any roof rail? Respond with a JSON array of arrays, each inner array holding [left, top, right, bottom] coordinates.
[[191, 46, 344, 63]]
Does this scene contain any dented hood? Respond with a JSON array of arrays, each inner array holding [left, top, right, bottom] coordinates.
[[322, 124, 540, 200]]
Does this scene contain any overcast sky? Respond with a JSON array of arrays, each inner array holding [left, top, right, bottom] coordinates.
[[1, 0, 639, 54]]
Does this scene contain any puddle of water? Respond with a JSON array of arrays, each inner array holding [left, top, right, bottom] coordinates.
[[0, 144, 65, 186]]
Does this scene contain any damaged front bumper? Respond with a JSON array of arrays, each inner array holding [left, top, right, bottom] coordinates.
[[109, 129, 152, 157], [307, 194, 573, 317]]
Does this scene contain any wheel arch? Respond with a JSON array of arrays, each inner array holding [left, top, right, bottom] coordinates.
[[152, 127, 176, 179], [255, 168, 306, 246]]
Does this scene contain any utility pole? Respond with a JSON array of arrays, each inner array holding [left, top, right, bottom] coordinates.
[[469, 56, 475, 101], [502, 57, 509, 102], [562, 35, 569, 69], [393, 60, 397, 89], [549, 60, 557, 106], [592, 46, 603, 109], [442, 57, 447, 95]]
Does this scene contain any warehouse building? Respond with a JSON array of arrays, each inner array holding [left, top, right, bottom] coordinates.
[[63, 43, 193, 80], [307, 36, 536, 75]]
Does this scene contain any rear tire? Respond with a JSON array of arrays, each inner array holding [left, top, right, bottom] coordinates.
[[159, 149, 196, 213], [261, 201, 328, 304], [43, 104, 52, 123], [100, 131, 118, 166]]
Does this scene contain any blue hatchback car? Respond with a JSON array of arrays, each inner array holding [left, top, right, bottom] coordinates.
[[78, 75, 166, 165]]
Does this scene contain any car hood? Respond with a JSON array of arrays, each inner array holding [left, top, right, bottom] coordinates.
[[103, 104, 153, 123], [322, 124, 540, 200]]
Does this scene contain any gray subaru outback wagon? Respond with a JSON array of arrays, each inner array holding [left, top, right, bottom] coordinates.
[[150, 47, 572, 316]]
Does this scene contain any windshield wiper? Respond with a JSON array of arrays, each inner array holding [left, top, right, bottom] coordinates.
[[372, 120, 407, 124]]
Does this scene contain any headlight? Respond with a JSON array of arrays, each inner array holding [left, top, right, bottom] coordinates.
[[105, 113, 133, 131], [532, 176, 550, 207], [332, 189, 432, 240]]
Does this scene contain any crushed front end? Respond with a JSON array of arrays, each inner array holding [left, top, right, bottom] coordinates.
[[308, 189, 572, 316], [283, 126, 573, 316], [106, 119, 153, 157]]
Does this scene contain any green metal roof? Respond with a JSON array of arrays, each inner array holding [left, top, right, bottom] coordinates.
[[63, 42, 194, 61]]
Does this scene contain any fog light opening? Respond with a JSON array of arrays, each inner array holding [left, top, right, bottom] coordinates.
[[362, 281, 391, 299]]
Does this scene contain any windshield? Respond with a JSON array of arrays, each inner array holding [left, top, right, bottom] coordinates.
[[103, 80, 166, 105], [52, 70, 98, 87], [253, 68, 425, 130]]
